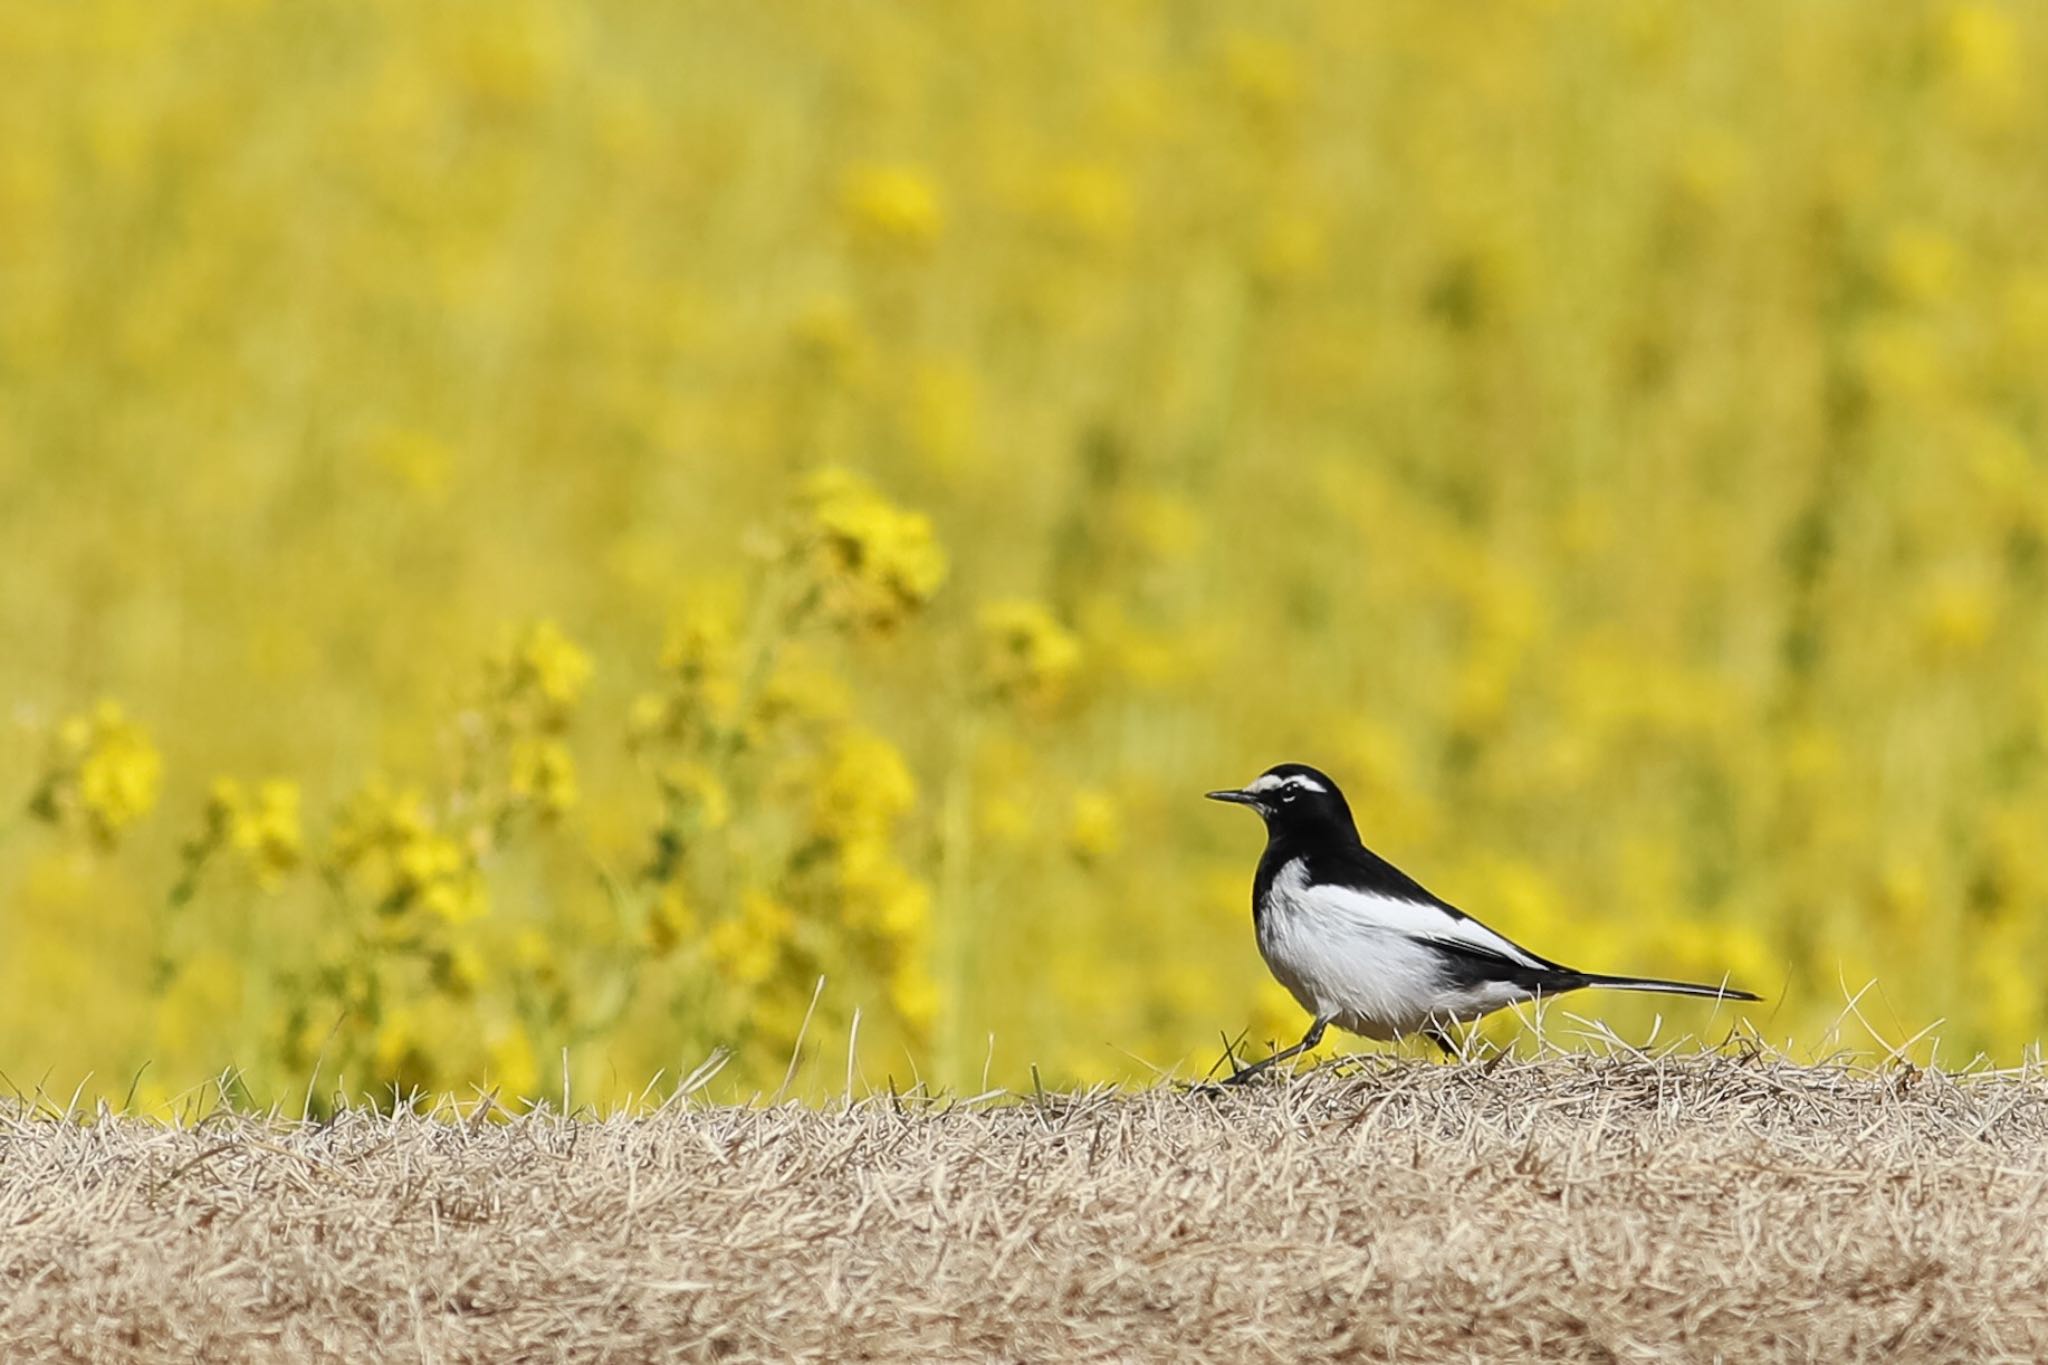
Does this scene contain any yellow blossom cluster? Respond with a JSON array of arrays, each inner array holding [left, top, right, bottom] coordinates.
[[26, 703, 161, 847], [629, 611, 743, 757], [190, 778, 304, 890], [798, 728, 937, 1031], [977, 600, 1084, 709], [798, 469, 949, 634], [471, 620, 592, 824], [622, 513, 945, 1072], [330, 781, 487, 925], [484, 619, 593, 734], [842, 165, 947, 255]]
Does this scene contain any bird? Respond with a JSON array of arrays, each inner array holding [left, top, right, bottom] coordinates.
[[1206, 762, 1760, 1082]]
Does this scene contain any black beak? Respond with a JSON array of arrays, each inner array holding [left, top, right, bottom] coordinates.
[[1205, 788, 1260, 806]]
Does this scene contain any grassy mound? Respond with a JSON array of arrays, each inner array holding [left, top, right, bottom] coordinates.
[[4, 1049, 2044, 1361]]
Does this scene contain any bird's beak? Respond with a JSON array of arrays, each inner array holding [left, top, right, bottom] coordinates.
[[1205, 788, 1260, 806]]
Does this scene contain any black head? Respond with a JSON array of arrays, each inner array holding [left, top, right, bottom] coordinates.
[[1206, 762, 1358, 842]]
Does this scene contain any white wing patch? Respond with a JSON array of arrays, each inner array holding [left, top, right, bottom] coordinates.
[[1254, 858, 1548, 1039], [1297, 876, 1544, 967]]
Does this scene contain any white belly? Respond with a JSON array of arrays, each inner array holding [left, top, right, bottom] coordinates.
[[1255, 859, 1535, 1039]]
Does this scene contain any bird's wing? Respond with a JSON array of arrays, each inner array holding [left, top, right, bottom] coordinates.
[[1413, 932, 1572, 994], [1302, 881, 1554, 971]]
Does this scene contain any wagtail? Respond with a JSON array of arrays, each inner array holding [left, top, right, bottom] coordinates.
[[1208, 763, 1760, 1081]]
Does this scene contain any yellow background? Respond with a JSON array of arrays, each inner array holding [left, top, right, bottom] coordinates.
[[3, 1, 2043, 1106]]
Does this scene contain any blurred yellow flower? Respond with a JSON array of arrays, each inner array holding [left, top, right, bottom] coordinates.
[[758, 644, 852, 726], [1250, 211, 1327, 289], [832, 839, 931, 943], [485, 1023, 540, 1100], [1119, 490, 1203, 563], [1036, 161, 1134, 250], [154, 950, 241, 1054], [1882, 225, 1959, 307], [799, 468, 948, 632], [890, 964, 939, 1032], [1218, 32, 1300, 118], [367, 427, 454, 499], [488, 620, 593, 731], [1942, 2, 2015, 74], [1853, 318, 1947, 404], [644, 884, 696, 957], [654, 759, 731, 830], [1916, 575, 1996, 659], [1067, 789, 1121, 864], [978, 599, 1083, 706], [1940, 2, 2019, 119], [904, 359, 981, 472], [842, 164, 945, 253], [1781, 724, 1843, 787], [976, 792, 1034, 848], [446, 10, 568, 111], [810, 728, 918, 844], [709, 891, 792, 987], [1973, 926, 2037, 1041], [1877, 858, 1931, 932], [205, 777, 305, 886], [1471, 857, 1562, 948], [431, 941, 486, 999], [789, 295, 871, 382], [330, 780, 487, 923], [1672, 128, 1749, 208], [632, 606, 745, 749], [28, 701, 161, 846], [373, 1007, 424, 1082], [513, 928, 555, 978], [508, 737, 579, 819]]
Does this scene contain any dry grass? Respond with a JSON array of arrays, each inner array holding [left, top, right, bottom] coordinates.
[[6, 1046, 2048, 1363]]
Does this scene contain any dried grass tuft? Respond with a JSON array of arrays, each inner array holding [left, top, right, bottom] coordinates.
[[5, 1040, 2048, 1361]]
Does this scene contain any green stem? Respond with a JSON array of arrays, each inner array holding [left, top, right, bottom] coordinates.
[[571, 857, 648, 1044]]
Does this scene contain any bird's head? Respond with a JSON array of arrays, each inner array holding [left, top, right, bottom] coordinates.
[[1206, 763, 1357, 840]]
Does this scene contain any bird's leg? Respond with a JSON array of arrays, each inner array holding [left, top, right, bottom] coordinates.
[[1423, 1026, 1459, 1058], [1221, 1017, 1329, 1086], [1205, 1028, 1251, 1082]]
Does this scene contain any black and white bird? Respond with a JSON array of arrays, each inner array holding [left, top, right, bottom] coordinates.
[[1207, 762, 1760, 1080]]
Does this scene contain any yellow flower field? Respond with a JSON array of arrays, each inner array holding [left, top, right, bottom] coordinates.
[[3, 0, 2045, 1107]]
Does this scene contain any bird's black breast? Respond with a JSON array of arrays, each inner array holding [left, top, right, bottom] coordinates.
[[1250, 844, 1290, 922]]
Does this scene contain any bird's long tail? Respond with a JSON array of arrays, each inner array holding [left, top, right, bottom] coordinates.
[[1571, 972, 1760, 1003]]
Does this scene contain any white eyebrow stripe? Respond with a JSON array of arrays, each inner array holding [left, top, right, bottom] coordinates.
[[1249, 771, 1325, 794]]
